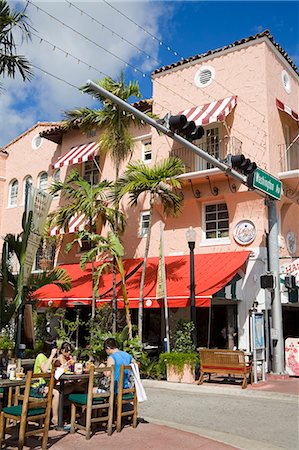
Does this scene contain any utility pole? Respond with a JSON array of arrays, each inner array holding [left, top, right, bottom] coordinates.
[[84, 80, 285, 374], [267, 198, 284, 373]]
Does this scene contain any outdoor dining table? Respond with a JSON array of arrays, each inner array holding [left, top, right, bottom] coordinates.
[[57, 373, 89, 430], [0, 377, 26, 407]]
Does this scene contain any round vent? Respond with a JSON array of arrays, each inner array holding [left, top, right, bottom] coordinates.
[[282, 70, 291, 94], [195, 66, 215, 88], [32, 134, 43, 150]]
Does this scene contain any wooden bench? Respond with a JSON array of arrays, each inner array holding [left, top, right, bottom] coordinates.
[[198, 349, 253, 389]]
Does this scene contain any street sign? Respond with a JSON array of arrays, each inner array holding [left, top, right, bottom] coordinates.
[[247, 168, 282, 200]]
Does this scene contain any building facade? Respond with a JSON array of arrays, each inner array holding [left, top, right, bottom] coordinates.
[[1, 31, 298, 365]]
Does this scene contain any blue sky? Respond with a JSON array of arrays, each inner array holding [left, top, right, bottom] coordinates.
[[1, 1, 298, 147]]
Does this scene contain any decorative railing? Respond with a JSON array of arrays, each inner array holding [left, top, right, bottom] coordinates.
[[169, 136, 242, 173]]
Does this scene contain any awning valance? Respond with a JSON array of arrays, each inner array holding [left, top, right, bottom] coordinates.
[[33, 251, 250, 308], [276, 98, 299, 122], [53, 142, 99, 169], [179, 96, 237, 126]]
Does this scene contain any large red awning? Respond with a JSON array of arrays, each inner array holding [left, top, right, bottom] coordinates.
[[33, 251, 250, 309]]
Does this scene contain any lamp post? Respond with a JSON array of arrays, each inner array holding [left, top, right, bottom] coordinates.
[[186, 226, 197, 347]]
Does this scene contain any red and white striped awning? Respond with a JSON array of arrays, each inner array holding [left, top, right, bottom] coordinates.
[[53, 142, 99, 169], [179, 96, 237, 126], [276, 98, 299, 122], [49, 214, 87, 236]]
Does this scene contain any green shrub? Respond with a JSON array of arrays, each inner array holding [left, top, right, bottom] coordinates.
[[140, 355, 166, 380], [159, 352, 199, 376], [0, 336, 14, 351], [173, 320, 195, 353]]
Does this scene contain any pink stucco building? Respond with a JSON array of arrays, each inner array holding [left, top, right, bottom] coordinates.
[[1, 31, 298, 364]]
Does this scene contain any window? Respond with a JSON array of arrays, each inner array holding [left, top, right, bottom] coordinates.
[[142, 140, 152, 163], [38, 172, 48, 191], [281, 70, 291, 94], [32, 134, 43, 150], [33, 241, 55, 271], [86, 129, 96, 138], [52, 169, 60, 198], [8, 179, 18, 207], [195, 127, 220, 170], [22, 176, 32, 204], [83, 157, 99, 185], [79, 239, 93, 253], [194, 65, 215, 88], [140, 212, 150, 237], [204, 203, 229, 240]]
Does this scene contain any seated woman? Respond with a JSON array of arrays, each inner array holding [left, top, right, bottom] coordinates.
[[32, 340, 59, 426], [56, 342, 75, 370], [56, 342, 86, 396]]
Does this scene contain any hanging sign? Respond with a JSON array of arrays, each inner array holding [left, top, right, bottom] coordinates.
[[23, 187, 52, 285]]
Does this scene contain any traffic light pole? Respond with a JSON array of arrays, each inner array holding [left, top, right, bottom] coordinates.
[[85, 81, 246, 185], [85, 80, 285, 375], [267, 198, 284, 374]]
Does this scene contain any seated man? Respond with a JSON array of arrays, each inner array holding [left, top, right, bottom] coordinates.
[[103, 338, 134, 393]]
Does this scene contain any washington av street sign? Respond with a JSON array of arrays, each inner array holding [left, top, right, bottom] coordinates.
[[248, 168, 282, 200]]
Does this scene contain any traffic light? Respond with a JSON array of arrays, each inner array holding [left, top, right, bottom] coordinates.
[[285, 274, 296, 289], [168, 115, 204, 141], [260, 273, 274, 289], [230, 154, 257, 175]]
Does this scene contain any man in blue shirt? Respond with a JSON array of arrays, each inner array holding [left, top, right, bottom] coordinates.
[[104, 338, 133, 393]]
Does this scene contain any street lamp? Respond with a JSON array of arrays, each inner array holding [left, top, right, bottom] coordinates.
[[186, 226, 197, 347]]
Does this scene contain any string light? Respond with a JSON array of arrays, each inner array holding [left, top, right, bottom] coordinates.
[[27, 0, 266, 148]]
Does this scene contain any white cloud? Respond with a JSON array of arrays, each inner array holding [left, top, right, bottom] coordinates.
[[1, 0, 170, 147]]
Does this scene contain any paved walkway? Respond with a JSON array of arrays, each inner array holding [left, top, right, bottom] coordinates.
[[3, 376, 298, 449]]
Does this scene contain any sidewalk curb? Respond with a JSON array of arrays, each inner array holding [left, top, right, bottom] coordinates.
[[142, 379, 298, 402]]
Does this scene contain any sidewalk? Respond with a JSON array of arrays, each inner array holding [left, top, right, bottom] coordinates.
[[6, 376, 298, 449], [142, 374, 299, 399], [8, 422, 238, 450]]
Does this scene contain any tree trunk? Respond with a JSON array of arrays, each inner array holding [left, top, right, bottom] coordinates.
[[138, 198, 154, 342], [112, 163, 120, 333]]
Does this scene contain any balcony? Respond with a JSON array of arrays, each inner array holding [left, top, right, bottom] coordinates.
[[278, 142, 299, 173], [169, 136, 242, 173]]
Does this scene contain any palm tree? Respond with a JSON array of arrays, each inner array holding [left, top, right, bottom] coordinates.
[[69, 230, 134, 339], [63, 72, 144, 180], [63, 72, 146, 331], [48, 169, 113, 233], [115, 157, 185, 341], [48, 169, 115, 319], [0, 0, 33, 85], [0, 212, 71, 331]]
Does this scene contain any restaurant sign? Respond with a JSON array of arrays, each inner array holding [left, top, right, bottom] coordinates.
[[23, 187, 52, 285]]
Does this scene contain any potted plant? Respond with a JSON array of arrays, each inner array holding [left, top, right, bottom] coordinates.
[[159, 320, 199, 383]]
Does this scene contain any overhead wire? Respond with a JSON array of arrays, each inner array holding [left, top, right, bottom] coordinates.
[[63, 0, 267, 137], [102, 0, 266, 121], [27, 0, 266, 156], [102, 0, 184, 60]]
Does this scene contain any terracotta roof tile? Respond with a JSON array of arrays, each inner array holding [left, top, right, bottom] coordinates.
[[152, 30, 298, 76]]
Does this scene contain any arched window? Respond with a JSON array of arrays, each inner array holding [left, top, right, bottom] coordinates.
[[23, 175, 32, 204], [8, 179, 18, 207], [52, 169, 60, 198], [38, 172, 48, 191]]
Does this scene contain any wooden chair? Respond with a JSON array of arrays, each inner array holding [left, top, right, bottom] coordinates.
[[116, 364, 137, 432], [68, 365, 114, 439], [0, 370, 54, 450]]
